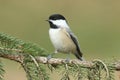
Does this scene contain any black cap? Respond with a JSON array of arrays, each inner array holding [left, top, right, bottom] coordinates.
[[49, 14, 66, 20]]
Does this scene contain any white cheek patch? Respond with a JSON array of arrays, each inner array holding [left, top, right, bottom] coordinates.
[[50, 19, 69, 29]]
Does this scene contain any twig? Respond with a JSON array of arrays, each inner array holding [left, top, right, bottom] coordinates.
[[0, 53, 120, 71]]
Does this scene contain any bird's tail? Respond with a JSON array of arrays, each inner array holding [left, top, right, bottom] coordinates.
[[75, 52, 85, 61]]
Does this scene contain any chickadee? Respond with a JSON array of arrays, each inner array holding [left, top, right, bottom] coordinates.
[[47, 14, 83, 61]]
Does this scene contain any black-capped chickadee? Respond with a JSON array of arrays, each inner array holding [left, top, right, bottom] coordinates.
[[47, 14, 83, 61]]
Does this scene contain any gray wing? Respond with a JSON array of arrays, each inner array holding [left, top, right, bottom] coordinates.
[[66, 29, 83, 59]]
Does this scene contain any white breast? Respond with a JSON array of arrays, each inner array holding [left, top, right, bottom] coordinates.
[[49, 28, 62, 50], [49, 28, 76, 53]]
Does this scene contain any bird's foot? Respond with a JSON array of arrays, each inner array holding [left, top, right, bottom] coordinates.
[[65, 58, 70, 63], [47, 52, 55, 60], [47, 55, 52, 60]]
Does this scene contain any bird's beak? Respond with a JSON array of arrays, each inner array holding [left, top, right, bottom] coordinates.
[[45, 20, 49, 22]]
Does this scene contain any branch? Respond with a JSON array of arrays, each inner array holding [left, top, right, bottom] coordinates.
[[0, 53, 120, 71]]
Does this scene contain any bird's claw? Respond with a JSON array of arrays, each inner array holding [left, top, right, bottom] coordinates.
[[47, 55, 52, 60], [65, 58, 70, 63]]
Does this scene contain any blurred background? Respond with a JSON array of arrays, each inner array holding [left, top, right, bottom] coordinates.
[[0, 0, 120, 80]]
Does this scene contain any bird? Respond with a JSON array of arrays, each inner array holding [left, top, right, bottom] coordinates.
[[46, 14, 83, 61]]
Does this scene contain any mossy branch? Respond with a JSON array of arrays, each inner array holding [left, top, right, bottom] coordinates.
[[0, 53, 120, 71], [0, 32, 119, 80]]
